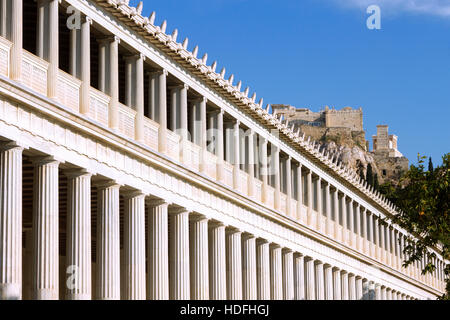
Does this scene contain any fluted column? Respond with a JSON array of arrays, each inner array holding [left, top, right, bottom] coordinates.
[[282, 249, 294, 300], [332, 268, 341, 300], [333, 188, 339, 237], [285, 157, 292, 218], [315, 261, 324, 300], [216, 110, 225, 182], [0, 143, 23, 300], [348, 273, 356, 300], [226, 228, 242, 300], [147, 199, 169, 300], [381, 286, 387, 300], [65, 170, 92, 300], [296, 164, 303, 222], [368, 212, 374, 257], [380, 223, 386, 264], [32, 157, 59, 300], [123, 192, 146, 300], [134, 54, 145, 142], [341, 271, 349, 300], [10, 0, 22, 80], [47, 0, 58, 98], [316, 177, 322, 231], [368, 281, 376, 300], [375, 284, 381, 300], [355, 204, 361, 250], [270, 244, 283, 300], [209, 221, 226, 300], [154, 70, 168, 154], [169, 208, 190, 300], [349, 200, 355, 247], [305, 257, 315, 300], [96, 182, 121, 300], [325, 183, 332, 236], [242, 233, 257, 300], [189, 214, 209, 300], [247, 130, 255, 197], [342, 195, 348, 244], [362, 279, 369, 300], [362, 209, 368, 254], [306, 170, 313, 226], [233, 120, 241, 191], [260, 137, 269, 204], [294, 254, 305, 300], [80, 17, 92, 114], [355, 277, 363, 300], [256, 239, 270, 300], [108, 36, 120, 131], [273, 145, 281, 211], [374, 215, 380, 260], [324, 264, 333, 300]]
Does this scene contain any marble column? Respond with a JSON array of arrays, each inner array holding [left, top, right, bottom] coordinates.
[[180, 84, 189, 141], [32, 157, 60, 300], [324, 264, 333, 300], [296, 164, 303, 222], [47, 0, 59, 98], [325, 183, 332, 236], [152, 70, 168, 154], [341, 271, 349, 300], [247, 130, 255, 197], [273, 146, 281, 211], [380, 223, 386, 264], [198, 97, 207, 173], [332, 268, 342, 300], [270, 244, 283, 300], [294, 254, 305, 300], [368, 212, 374, 257], [342, 195, 348, 245], [0, 143, 23, 300], [260, 137, 269, 204], [256, 239, 270, 300], [348, 273, 356, 300], [306, 170, 313, 226], [209, 222, 226, 300], [10, 0, 22, 81], [282, 249, 294, 300], [216, 110, 225, 182], [123, 192, 146, 300], [375, 284, 382, 300], [134, 54, 145, 142], [374, 215, 380, 260], [242, 233, 257, 300], [147, 200, 169, 300], [355, 277, 363, 300], [315, 261, 324, 300], [368, 281, 376, 300], [348, 200, 355, 247], [108, 37, 120, 131], [65, 170, 92, 300], [189, 214, 209, 300], [305, 257, 316, 300], [362, 208, 368, 254], [80, 17, 92, 114], [233, 120, 241, 191], [96, 182, 121, 300], [333, 188, 339, 237], [169, 208, 190, 300], [362, 279, 369, 300], [381, 286, 387, 300], [355, 204, 361, 251], [316, 177, 322, 230], [285, 157, 292, 218], [226, 228, 242, 300]]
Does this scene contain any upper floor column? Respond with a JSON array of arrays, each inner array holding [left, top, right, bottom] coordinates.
[[325, 182, 332, 236], [295, 163, 304, 223], [232, 120, 241, 191], [9, 0, 22, 80], [315, 176, 322, 230], [272, 145, 281, 211], [216, 109, 225, 183], [285, 156, 293, 218], [259, 137, 269, 205], [247, 129, 255, 197]]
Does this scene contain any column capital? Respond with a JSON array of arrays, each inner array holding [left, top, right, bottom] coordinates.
[[30, 155, 62, 166], [94, 179, 122, 190], [189, 212, 208, 222], [282, 247, 293, 254], [208, 220, 226, 228], [63, 168, 94, 179], [97, 35, 120, 44], [146, 198, 171, 207], [168, 206, 191, 216], [269, 243, 281, 249], [241, 232, 255, 240], [226, 226, 242, 235], [83, 16, 93, 25], [122, 190, 146, 199]]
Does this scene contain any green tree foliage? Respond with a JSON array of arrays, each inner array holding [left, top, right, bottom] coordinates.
[[366, 163, 374, 187], [373, 173, 379, 191], [382, 153, 449, 299], [429, 157, 434, 173]]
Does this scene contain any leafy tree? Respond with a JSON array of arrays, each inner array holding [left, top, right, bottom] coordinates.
[[383, 153, 449, 299], [373, 173, 379, 191], [366, 163, 374, 187], [428, 157, 434, 173]]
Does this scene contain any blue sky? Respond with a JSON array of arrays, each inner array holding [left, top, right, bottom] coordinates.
[[131, 0, 450, 166]]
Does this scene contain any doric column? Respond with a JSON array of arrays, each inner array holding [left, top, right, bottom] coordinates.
[[108, 36, 120, 131], [10, 0, 22, 80], [134, 54, 145, 142], [324, 264, 333, 300], [375, 284, 382, 300], [65, 170, 92, 300], [362, 279, 369, 300], [325, 183, 332, 236], [122, 192, 146, 300], [233, 120, 241, 191], [273, 145, 281, 211], [355, 204, 361, 251], [0, 143, 23, 300], [306, 170, 313, 226], [332, 268, 341, 300], [270, 244, 283, 300], [260, 137, 269, 204], [282, 249, 294, 300], [209, 221, 226, 300], [242, 233, 257, 300], [147, 199, 169, 300], [348, 273, 356, 300], [296, 163, 303, 222], [383, 287, 389, 300], [216, 110, 225, 182], [169, 208, 190, 300], [189, 214, 209, 300], [256, 239, 270, 300], [355, 276, 363, 300], [226, 228, 242, 300], [341, 271, 349, 300], [96, 182, 121, 300], [47, 0, 59, 98], [32, 157, 60, 300], [247, 130, 255, 197], [294, 254, 305, 300], [315, 261, 324, 300], [305, 257, 316, 300], [80, 17, 92, 114], [285, 157, 292, 218], [368, 281, 376, 300]]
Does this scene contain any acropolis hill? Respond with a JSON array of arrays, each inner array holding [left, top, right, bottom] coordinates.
[[271, 105, 409, 186]]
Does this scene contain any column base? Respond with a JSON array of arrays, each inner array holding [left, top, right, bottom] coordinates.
[[33, 289, 58, 300], [0, 284, 21, 300]]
